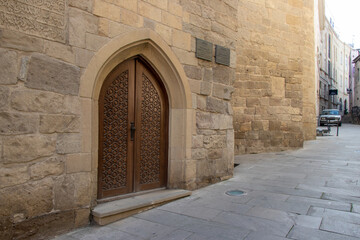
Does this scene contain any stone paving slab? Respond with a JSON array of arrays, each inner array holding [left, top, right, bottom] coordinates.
[[320, 218, 360, 238], [353, 204, 360, 213], [308, 206, 360, 224], [53, 124, 360, 240], [287, 225, 360, 240]]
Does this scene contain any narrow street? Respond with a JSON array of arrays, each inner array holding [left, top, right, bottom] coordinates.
[[55, 124, 360, 240]]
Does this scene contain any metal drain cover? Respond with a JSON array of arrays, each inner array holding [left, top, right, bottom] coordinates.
[[226, 190, 245, 196]]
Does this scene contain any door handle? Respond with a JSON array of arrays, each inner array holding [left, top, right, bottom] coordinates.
[[130, 122, 136, 141]]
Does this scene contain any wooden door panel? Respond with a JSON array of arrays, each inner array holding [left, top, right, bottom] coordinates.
[[98, 60, 135, 199], [134, 60, 168, 191]]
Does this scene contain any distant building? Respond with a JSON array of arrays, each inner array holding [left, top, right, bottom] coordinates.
[[317, 6, 353, 118], [353, 55, 360, 107], [350, 49, 360, 109]]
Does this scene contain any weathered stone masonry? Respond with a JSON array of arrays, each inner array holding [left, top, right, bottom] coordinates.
[[0, 0, 315, 239], [233, 0, 316, 154]]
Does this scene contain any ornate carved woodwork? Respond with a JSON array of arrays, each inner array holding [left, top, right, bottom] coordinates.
[[139, 73, 161, 185], [98, 58, 168, 199], [101, 71, 129, 191]]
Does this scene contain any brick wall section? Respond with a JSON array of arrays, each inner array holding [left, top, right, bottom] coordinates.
[[232, 0, 316, 154]]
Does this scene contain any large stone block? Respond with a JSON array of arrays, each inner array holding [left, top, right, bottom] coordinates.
[[191, 148, 206, 160], [0, 112, 38, 135], [29, 156, 65, 180], [169, 1, 183, 17], [40, 114, 80, 134], [108, 21, 134, 38], [56, 133, 81, 154], [26, 53, 81, 96], [74, 47, 95, 68], [154, 23, 172, 44], [219, 114, 233, 129], [184, 65, 202, 80], [271, 76, 285, 97], [213, 66, 234, 85], [75, 208, 90, 228], [206, 96, 227, 114], [0, 49, 18, 84], [172, 47, 198, 66], [200, 82, 212, 96], [0, 178, 54, 223], [213, 84, 234, 100], [207, 148, 222, 159], [2, 135, 56, 163], [138, 1, 162, 21], [203, 135, 226, 149], [10, 89, 64, 113], [54, 173, 92, 210], [120, 8, 143, 27], [93, 0, 121, 21], [85, 33, 109, 51], [0, 29, 43, 52], [66, 153, 92, 173], [69, 7, 99, 48], [0, 165, 29, 188], [197, 95, 207, 110], [192, 135, 204, 148], [203, 68, 213, 82], [196, 112, 212, 129], [44, 40, 76, 64], [163, 12, 182, 30]]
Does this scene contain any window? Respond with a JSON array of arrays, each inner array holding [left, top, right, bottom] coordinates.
[[341, 52, 343, 65], [340, 74, 342, 87], [328, 36, 331, 58]]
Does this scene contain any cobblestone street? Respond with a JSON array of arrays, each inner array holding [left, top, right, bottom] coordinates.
[[55, 124, 360, 240]]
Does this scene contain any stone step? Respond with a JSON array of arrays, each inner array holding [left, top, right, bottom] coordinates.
[[92, 189, 191, 225]]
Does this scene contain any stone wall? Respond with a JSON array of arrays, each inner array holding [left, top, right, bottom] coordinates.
[[233, 0, 316, 154], [0, 0, 317, 238], [0, 0, 236, 238], [180, 0, 237, 187]]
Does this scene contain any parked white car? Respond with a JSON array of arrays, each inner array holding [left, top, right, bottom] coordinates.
[[319, 109, 342, 126]]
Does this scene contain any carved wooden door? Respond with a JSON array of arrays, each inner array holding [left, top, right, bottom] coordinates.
[[98, 58, 168, 199]]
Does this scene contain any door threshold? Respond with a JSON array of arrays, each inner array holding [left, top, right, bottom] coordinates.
[[97, 187, 167, 204], [92, 189, 191, 225]]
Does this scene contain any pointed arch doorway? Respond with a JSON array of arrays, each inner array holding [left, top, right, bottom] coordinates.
[[97, 57, 169, 199]]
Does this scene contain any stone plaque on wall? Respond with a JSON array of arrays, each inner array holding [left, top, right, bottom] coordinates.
[[196, 38, 213, 61], [215, 45, 230, 66], [0, 0, 67, 42]]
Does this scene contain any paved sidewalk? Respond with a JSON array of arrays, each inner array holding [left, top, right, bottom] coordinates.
[[54, 124, 360, 240]]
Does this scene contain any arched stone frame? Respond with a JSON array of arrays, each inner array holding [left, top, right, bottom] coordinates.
[[79, 29, 195, 203]]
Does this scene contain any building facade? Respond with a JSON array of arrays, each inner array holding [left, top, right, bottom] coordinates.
[[0, 0, 316, 238], [317, 14, 353, 118], [349, 49, 359, 110], [354, 55, 360, 107]]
